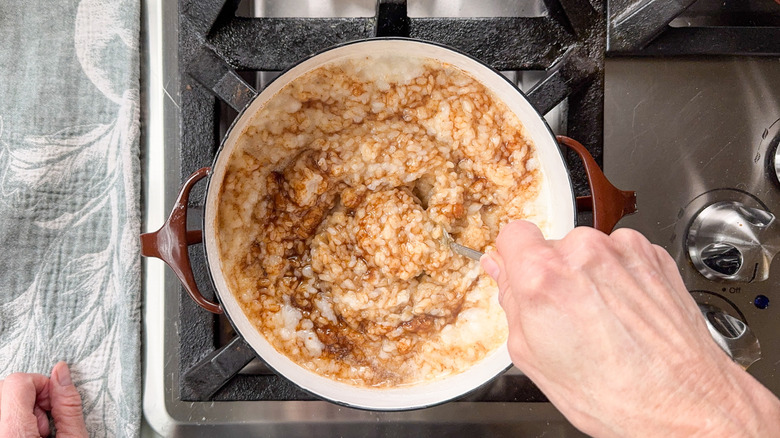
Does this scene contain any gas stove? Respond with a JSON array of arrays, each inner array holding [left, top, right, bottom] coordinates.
[[141, 0, 780, 436]]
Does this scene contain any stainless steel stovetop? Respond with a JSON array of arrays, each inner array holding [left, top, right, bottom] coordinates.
[[605, 57, 780, 395], [141, 0, 780, 436]]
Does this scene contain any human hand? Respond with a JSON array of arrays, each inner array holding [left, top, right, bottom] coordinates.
[[0, 361, 88, 438], [481, 221, 780, 438]]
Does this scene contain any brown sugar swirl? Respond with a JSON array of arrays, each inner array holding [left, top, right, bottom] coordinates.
[[215, 54, 547, 387]]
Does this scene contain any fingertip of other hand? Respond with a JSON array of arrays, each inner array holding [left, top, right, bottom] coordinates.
[[51, 362, 72, 387], [48, 361, 88, 437]]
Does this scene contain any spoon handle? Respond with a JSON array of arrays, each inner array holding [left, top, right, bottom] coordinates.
[[441, 226, 484, 261], [449, 241, 484, 261]]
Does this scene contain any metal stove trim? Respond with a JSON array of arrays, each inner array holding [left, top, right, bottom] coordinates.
[[142, 0, 180, 434]]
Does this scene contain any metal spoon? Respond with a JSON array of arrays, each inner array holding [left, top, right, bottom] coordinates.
[[441, 226, 484, 261]]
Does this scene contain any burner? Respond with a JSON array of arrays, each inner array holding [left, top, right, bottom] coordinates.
[[176, 0, 607, 403]]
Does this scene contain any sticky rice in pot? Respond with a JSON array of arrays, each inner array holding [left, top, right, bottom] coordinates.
[[215, 52, 548, 390]]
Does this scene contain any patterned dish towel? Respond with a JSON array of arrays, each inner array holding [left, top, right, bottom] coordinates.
[[0, 0, 141, 437]]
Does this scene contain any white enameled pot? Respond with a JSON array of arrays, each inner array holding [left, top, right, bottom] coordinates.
[[141, 38, 636, 410]]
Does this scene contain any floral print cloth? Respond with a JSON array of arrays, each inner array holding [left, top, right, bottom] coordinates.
[[0, 0, 141, 436]]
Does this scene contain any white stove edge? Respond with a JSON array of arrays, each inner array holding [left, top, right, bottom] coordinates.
[[142, 0, 172, 435]]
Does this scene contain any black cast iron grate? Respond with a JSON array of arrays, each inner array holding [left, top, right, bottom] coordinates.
[[174, 0, 779, 402]]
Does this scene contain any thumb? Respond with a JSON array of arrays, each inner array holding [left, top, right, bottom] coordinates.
[[50, 362, 88, 438]]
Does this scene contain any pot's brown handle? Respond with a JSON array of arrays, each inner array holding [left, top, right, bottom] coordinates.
[[556, 136, 637, 233], [140, 167, 223, 314]]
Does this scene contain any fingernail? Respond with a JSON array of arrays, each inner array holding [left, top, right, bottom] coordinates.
[[480, 253, 500, 280], [57, 362, 72, 386]]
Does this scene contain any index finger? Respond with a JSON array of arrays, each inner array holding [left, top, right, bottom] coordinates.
[[0, 373, 50, 422], [495, 220, 547, 258]]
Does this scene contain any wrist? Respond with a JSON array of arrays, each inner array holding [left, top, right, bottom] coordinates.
[[698, 357, 780, 438], [599, 352, 780, 438]]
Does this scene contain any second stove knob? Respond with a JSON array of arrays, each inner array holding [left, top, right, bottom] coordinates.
[[698, 303, 761, 369]]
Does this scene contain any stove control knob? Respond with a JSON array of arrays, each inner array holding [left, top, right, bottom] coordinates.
[[687, 201, 780, 282], [698, 303, 761, 369], [775, 139, 780, 184]]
